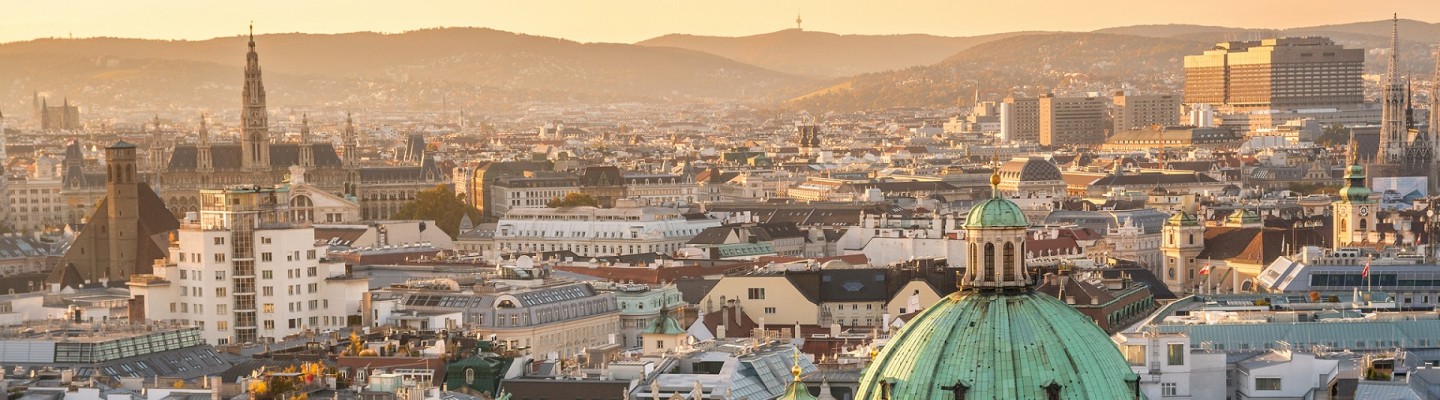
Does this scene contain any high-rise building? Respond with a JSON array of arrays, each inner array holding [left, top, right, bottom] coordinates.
[[1183, 37, 1363, 110], [1113, 91, 1181, 132], [128, 186, 369, 345], [1000, 96, 1039, 143], [1038, 94, 1108, 146]]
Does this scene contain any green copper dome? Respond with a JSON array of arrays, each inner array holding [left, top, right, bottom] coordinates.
[[643, 309, 686, 335], [964, 197, 1029, 228], [1338, 163, 1372, 202], [854, 291, 1138, 399]]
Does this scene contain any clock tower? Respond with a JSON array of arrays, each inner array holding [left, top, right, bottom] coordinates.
[[1334, 141, 1375, 247], [240, 23, 271, 170]]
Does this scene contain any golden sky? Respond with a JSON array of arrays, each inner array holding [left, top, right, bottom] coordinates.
[[5, 0, 1437, 44]]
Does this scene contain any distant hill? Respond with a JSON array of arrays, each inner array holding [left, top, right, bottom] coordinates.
[[1097, 19, 1439, 75], [1094, 24, 1259, 38], [786, 32, 1210, 112], [0, 28, 814, 112], [637, 29, 1042, 78]]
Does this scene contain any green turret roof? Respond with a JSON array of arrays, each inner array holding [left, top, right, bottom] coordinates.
[[1166, 212, 1199, 227], [643, 309, 686, 335], [854, 291, 1138, 399], [1338, 163, 1372, 203]]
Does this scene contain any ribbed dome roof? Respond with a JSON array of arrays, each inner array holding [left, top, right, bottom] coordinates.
[[964, 197, 1029, 228], [998, 157, 1063, 182], [854, 292, 1137, 399]]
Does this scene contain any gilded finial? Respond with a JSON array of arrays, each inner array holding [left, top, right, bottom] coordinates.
[[791, 348, 803, 381], [988, 148, 1001, 195]]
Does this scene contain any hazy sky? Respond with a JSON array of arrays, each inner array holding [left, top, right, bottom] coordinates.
[[5, 0, 1438, 44]]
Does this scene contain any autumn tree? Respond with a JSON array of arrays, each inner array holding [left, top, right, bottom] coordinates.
[[393, 184, 481, 239], [547, 192, 599, 208]]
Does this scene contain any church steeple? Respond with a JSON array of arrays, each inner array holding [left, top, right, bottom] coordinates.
[[343, 112, 358, 168], [298, 114, 314, 167], [241, 23, 270, 170], [1378, 14, 1408, 165], [197, 113, 213, 173]]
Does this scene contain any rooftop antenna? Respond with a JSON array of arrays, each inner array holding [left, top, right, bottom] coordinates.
[[796, 10, 803, 31]]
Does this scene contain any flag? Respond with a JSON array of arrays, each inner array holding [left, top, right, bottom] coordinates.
[[1199, 263, 1211, 276], [1362, 258, 1371, 278]]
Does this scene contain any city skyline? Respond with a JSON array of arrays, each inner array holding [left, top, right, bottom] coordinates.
[[5, 0, 1440, 44]]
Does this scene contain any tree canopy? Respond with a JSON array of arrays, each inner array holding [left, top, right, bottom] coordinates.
[[547, 192, 600, 208], [393, 185, 481, 239]]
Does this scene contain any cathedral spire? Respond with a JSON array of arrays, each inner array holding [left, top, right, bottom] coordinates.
[[198, 113, 209, 144], [300, 114, 310, 143], [343, 112, 358, 168], [1378, 13, 1408, 165], [1389, 14, 1398, 82], [298, 114, 314, 167], [241, 23, 270, 170]]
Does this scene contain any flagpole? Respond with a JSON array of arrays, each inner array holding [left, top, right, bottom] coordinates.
[[1365, 255, 1372, 303]]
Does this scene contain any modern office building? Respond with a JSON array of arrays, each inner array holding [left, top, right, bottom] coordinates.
[[1113, 91, 1181, 132], [1183, 37, 1364, 110], [1000, 95, 1040, 143], [1038, 94, 1108, 146]]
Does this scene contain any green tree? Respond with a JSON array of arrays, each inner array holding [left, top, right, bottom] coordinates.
[[547, 192, 600, 208], [393, 185, 480, 239]]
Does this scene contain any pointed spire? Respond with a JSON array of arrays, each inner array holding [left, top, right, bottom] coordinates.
[[249, 21, 255, 49], [300, 114, 310, 143], [198, 113, 209, 143], [1389, 14, 1399, 82], [153, 115, 161, 133], [1348, 128, 1358, 165]]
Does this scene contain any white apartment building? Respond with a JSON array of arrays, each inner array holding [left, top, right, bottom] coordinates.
[[493, 200, 719, 257], [129, 186, 368, 345], [1113, 331, 1227, 399]]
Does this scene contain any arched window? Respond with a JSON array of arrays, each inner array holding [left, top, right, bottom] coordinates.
[[1359, 218, 1368, 231], [983, 243, 996, 282], [1002, 242, 1016, 282], [970, 243, 979, 279], [1188, 234, 1194, 245]]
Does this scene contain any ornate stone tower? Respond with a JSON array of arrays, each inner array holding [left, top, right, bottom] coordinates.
[[1376, 15, 1410, 174], [1431, 33, 1440, 194], [197, 114, 213, 173], [298, 114, 314, 167], [241, 24, 271, 170], [1161, 212, 1205, 294], [1335, 137, 1376, 247], [343, 112, 358, 168], [148, 115, 166, 189], [106, 141, 141, 280]]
